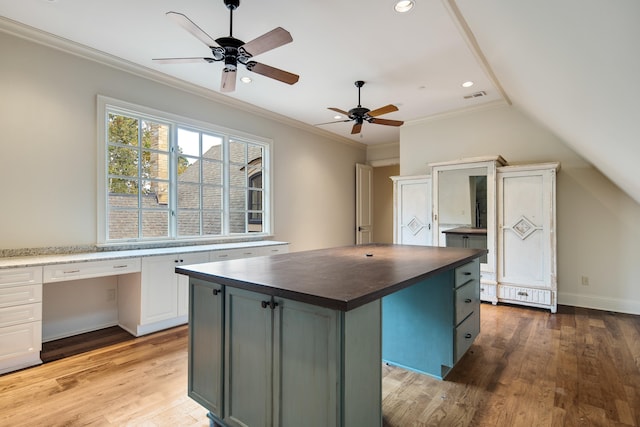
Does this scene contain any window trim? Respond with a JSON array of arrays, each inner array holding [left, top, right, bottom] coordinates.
[[97, 95, 273, 246]]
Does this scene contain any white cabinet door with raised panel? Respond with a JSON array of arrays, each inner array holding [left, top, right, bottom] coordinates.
[[141, 255, 178, 325], [392, 175, 432, 246], [177, 252, 210, 317]]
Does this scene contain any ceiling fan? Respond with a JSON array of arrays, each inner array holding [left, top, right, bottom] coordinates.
[[153, 0, 299, 93], [317, 81, 404, 135]]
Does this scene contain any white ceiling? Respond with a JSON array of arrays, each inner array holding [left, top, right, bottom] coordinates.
[[1, 0, 639, 204]]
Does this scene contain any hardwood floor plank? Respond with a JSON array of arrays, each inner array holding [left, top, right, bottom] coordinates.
[[1, 303, 640, 426]]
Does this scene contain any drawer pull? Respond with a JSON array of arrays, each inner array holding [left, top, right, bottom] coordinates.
[[465, 333, 473, 339], [463, 272, 472, 276], [464, 298, 472, 303], [218, 254, 229, 258], [112, 264, 128, 269], [63, 269, 80, 274], [517, 291, 529, 297], [480, 287, 485, 292]]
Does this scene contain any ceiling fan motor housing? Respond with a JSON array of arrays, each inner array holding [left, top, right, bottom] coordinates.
[[224, 0, 240, 11]]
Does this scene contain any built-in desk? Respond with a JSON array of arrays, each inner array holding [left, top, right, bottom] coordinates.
[[177, 244, 485, 427], [0, 241, 288, 375]]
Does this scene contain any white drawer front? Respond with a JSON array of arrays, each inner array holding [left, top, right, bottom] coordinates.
[[210, 248, 259, 261], [257, 244, 289, 256], [0, 321, 42, 360], [0, 302, 42, 327], [0, 267, 43, 288], [480, 283, 497, 299], [43, 258, 141, 283], [0, 284, 42, 308], [498, 285, 551, 305]]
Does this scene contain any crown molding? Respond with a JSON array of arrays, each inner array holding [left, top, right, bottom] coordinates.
[[0, 16, 364, 150]]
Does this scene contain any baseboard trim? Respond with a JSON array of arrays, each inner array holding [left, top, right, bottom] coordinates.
[[558, 292, 640, 315]]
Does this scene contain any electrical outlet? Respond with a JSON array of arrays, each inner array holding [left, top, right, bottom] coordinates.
[[581, 276, 589, 286], [107, 288, 116, 301]]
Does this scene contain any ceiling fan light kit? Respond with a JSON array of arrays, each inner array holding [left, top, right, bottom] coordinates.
[[153, 0, 299, 93]]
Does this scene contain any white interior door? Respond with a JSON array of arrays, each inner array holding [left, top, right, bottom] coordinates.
[[355, 163, 373, 244]]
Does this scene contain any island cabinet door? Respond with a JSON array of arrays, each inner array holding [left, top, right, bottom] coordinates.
[[224, 287, 274, 427], [275, 298, 340, 427], [188, 278, 224, 418]]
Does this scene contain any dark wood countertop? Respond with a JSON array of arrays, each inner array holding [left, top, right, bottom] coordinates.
[[442, 227, 487, 236], [176, 244, 486, 312]]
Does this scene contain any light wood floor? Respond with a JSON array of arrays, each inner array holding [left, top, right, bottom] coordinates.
[[1, 303, 639, 426]]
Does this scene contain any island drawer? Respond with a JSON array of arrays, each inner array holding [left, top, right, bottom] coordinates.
[[0, 302, 42, 328], [454, 259, 480, 288], [455, 280, 479, 326], [0, 267, 43, 288], [454, 308, 480, 363], [0, 284, 42, 309], [43, 258, 141, 283]]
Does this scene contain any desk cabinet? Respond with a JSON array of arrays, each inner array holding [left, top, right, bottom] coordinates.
[[382, 258, 480, 379], [0, 267, 43, 374]]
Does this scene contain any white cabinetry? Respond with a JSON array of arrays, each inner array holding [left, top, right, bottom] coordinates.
[[497, 163, 559, 312], [391, 175, 432, 245], [0, 267, 43, 374]]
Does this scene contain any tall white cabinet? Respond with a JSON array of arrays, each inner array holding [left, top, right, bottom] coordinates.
[[392, 157, 559, 312], [391, 175, 432, 246], [497, 163, 559, 313]]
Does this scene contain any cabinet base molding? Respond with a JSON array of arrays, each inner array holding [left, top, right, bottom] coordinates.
[[119, 315, 187, 337], [0, 352, 42, 375]]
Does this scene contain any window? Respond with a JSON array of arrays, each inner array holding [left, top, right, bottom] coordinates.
[[98, 96, 271, 243]]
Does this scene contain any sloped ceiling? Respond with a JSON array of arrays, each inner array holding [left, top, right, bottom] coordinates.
[[455, 0, 640, 204], [0, 0, 638, 203]]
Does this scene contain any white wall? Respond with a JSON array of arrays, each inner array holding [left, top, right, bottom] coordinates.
[[0, 30, 365, 253], [401, 104, 640, 314]]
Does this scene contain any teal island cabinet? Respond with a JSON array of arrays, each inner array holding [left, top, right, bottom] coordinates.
[[176, 244, 485, 427]]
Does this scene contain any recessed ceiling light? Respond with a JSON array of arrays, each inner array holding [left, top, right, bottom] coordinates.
[[394, 0, 414, 13], [462, 81, 474, 88], [240, 76, 252, 84]]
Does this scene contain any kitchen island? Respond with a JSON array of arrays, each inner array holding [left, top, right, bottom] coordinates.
[[176, 244, 485, 427]]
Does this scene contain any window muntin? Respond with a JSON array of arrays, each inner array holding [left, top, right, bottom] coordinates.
[[101, 99, 270, 243]]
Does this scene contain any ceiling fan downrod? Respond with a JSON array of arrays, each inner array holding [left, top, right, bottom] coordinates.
[[355, 80, 365, 108]]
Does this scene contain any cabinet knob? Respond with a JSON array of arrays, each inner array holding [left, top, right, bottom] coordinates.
[[465, 333, 472, 339], [212, 289, 220, 296], [464, 298, 472, 303]]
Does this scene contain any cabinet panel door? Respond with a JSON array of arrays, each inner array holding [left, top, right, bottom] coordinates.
[[177, 252, 210, 317], [140, 255, 178, 324], [224, 287, 273, 427], [276, 299, 339, 427], [499, 172, 552, 287], [189, 279, 224, 418], [396, 178, 432, 246]]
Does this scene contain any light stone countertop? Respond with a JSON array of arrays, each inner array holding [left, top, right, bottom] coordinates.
[[0, 240, 288, 269]]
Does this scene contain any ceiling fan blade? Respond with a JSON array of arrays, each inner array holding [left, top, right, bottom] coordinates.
[[314, 119, 352, 126], [246, 62, 299, 85], [370, 118, 404, 127], [166, 12, 219, 48], [351, 122, 363, 134], [221, 68, 237, 93], [152, 57, 215, 64], [240, 27, 293, 57], [368, 104, 399, 117], [328, 107, 350, 116]]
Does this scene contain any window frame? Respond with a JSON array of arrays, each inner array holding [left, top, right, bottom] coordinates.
[[97, 95, 273, 245]]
